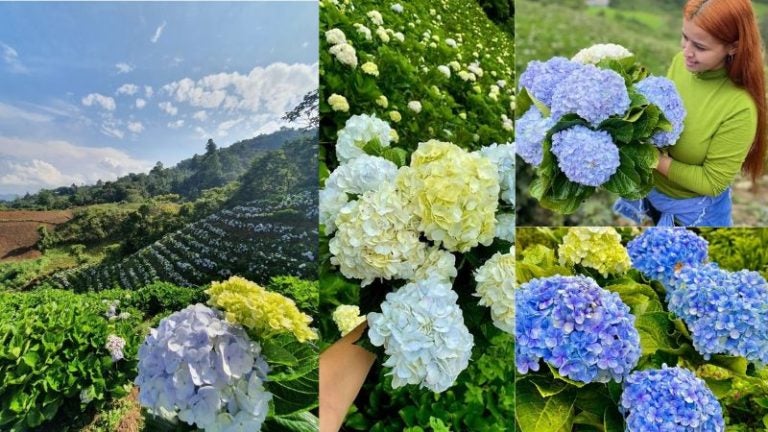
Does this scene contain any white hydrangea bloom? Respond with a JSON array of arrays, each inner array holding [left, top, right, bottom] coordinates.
[[410, 246, 457, 284], [367, 10, 384, 26], [495, 213, 515, 243], [572, 43, 633, 65], [325, 28, 347, 45], [335, 114, 392, 164], [332, 305, 366, 336], [354, 23, 372, 41], [407, 100, 422, 113], [319, 186, 349, 234], [391, 3, 404, 13], [325, 154, 399, 194], [329, 43, 358, 68], [444, 38, 457, 48], [449, 61, 461, 71], [478, 142, 515, 204], [368, 277, 474, 392], [393, 32, 405, 42], [329, 183, 426, 286], [467, 62, 483, 77], [376, 27, 390, 43], [458, 70, 476, 82], [474, 249, 515, 333], [437, 65, 451, 78]]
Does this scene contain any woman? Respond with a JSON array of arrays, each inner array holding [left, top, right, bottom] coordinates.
[[615, 0, 766, 226]]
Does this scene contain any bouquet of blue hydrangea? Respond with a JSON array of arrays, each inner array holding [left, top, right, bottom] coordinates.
[[516, 43, 686, 214]]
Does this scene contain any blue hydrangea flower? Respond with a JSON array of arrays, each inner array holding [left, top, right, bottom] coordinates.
[[621, 365, 724, 432], [668, 263, 768, 363], [135, 304, 271, 431], [550, 64, 631, 126], [516, 106, 555, 166], [635, 76, 686, 147], [626, 228, 708, 286], [550, 126, 620, 186], [515, 275, 641, 383], [367, 277, 474, 393], [518, 57, 583, 107]]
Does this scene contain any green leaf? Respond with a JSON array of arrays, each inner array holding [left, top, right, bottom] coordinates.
[[547, 363, 587, 388], [709, 355, 748, 376], [263, 411, 319, 432], [603, 144, 656, 200], [604, 407, 625, 432], [701, 378, 733, 399], [604, 280, 661, 315], [634, 312, 674, 355], [266, 339, 319, 415], [21, 352, 39, 368], [529, 376, 569, 398], [516, 379, 576, 432], [381, 147, 408, 167]]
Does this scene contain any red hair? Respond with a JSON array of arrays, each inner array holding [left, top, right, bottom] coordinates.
[[685, 0, 767, 180]]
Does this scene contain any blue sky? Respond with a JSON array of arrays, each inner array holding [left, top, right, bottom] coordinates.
[[0, 2, 318, 195]]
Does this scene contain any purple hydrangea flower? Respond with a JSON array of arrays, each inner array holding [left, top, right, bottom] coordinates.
[[669, 263, 768, 363], [516, 106, 555, 166], [550, 64, 631, 126], [621, 365, 724, 432], [626, 228, 708, 286], [551, 125, 620, 186], [515, 275, 641, 383], [635, 76, 686, 147], [518, 57, 583, 107]]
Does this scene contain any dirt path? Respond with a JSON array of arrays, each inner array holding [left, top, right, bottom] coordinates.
[[0, 210, 72, 261], [732, 174, 768, 226]]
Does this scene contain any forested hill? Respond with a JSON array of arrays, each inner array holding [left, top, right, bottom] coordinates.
[[7, 127, 307, 209]]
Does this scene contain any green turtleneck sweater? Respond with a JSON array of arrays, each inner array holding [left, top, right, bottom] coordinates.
[[654, 52, 757, 198]]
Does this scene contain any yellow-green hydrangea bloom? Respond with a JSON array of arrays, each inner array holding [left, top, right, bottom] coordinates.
[[558, 227, 631, 277], [332, 305, 366, 336], [328, 93, 349, 112], [397, 140, 499, 252], [207, 276, 318, 343], [376, 95, 388, 108], [389, 110, 401, 123], [361, 62, 379, 77]]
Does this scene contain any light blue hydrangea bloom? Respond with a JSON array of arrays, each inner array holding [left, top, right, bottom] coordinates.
[[621, 365, 724, 432], [635, 76, 686, 147], [550, 125, 620, 186], [135, 304, 271, 432], [626, 227, 708, 286], [515, 275, 641, 383], [550, 64, 631, 126], [518, 57, 583, 107], [478, 142, 516, 204], [367, 277, 474, 393], [668, 263, 768, 363], [516, 106, 555, 167]]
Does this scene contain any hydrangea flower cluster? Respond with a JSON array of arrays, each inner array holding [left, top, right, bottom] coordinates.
[[495, 213, 515, 243], [105, 334, 126, 362], [367, 277, 474, 393], [558, 227, 631, 277], [621, 365, 724, 432], [478, 142, 516, 205], [550, 64, 631, 126], [207, 276, 318, 343], [571, 43, 633, 65], [515, 106, 555, 167], [474, 249, 515, 333], [635, 76, 686, 147], [332, 305, 366, 337], [397, 140, 499, 252], [626, 227, 709, 286], [335, 114, 392, 164], [551, 126, 620, 186], [668, 264, 768, 363], [409, 246, 457, 284], [135, 304, 272, 432], [329, 183, 426, 286], [518, 57, 582, 106], [515, 275, 641, 383]]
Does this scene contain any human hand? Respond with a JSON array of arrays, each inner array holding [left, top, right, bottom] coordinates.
[[655, 149, 672, 177]]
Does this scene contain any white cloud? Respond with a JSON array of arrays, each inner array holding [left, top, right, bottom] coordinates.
[[144, 86, 154, 98], [0, 102, 52, 122], [100, 124, 124, 139], [82, 93, 116, 111], [167, 120, 184, 129], [116, 83, 139, 96], [115, 62, 134, 74], [0, 42, 28, 73], [135, 98, 146, 109], [151, 21, 167, 43], [192, 110, 208, 122], [158, 101, 178, 116], [302, 41, 309, 48], [127, 121, 144, 133], [0, 137, 151, 194], [217, 117, 243, 137]]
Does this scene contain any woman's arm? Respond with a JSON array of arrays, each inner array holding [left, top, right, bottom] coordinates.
[[319, 322, 376, 432]]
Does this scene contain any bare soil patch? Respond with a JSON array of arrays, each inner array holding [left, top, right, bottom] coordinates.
[[0, 210, 72, 261]]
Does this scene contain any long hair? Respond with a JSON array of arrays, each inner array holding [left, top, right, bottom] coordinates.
[[685, 0, 767, 180]]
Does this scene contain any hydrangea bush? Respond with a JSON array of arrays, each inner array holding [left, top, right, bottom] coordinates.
[[514, 227, 768, 432], [516, 43, 685, 214]]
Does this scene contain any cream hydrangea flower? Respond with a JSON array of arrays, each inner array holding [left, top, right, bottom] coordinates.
[[367, 10, 384, 26], [474, 249, 515, 333], [376, 27, 390, 43], [572, 43, 633, 65], [207, 276, 318, 343], [397, 140, 499, 252], [459, 112, 467, 120], [449, 61, 461, 71], [479, 142, 515, 204], [458, 71, 476, 82], [389, 111, 401, 123], [391, 3, 404, 13], [361, 62, 379, 76], [445, 38, 458, 48], [376, 95, 388, 108], [332, 305, 366, 336], [335, 114, 391, 164], [389, 129, 399, 143], [329, 43, 358, 68], [407, 101, 422, 113], [468, 62, 484, 77], [329, 183, 427, 286], [495, 213, 515, 243], [354, 23, 372, 41], [325, 28, 347, 45], [558, 227, 631, 277], [327, 93, 349, 112], [319, 186, 348, 233], [393, 32, 405, 42], [410, 246, 457, 283], [437, 65, 451, 78]]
